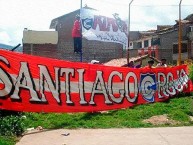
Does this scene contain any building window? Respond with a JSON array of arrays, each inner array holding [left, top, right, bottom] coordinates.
[[144, 40, 148, 47], [152, 38, 160, 45], [137, 42, 142, 49], [173, 43, 187, 54], [189, 26, 193, 32]]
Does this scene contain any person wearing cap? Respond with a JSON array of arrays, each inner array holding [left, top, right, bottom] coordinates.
[[156, 58, 167, 67], [72, 14, 82, 54], [144, 60, 154, 69]]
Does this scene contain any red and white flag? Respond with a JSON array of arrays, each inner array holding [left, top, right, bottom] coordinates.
[[0, 49, 191, 113]]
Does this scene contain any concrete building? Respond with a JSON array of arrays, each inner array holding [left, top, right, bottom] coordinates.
[[129, 31, 158, 59], [129, 14, 193, 64], [23, 29, 58, 58], [49, 7, 125, 63]]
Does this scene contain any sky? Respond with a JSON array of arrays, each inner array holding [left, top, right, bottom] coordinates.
[[0, 0, 193, 46]]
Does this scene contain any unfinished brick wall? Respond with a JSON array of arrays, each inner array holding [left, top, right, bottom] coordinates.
[[23, 9, 136, 63], [54, 10, 125, 63], [23, 44, 58, 59]]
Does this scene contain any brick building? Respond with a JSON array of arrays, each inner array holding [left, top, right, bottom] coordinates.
[[23, 7, 141, 63], [49, 7, 128, 63]]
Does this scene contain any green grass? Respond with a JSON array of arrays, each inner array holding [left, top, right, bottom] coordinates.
[[23, 95, 193, 129], [1, 95, 193, 145], [0, 136, 17, 145]]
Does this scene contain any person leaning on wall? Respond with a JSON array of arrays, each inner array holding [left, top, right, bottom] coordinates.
[[72, 14, 82, 54]]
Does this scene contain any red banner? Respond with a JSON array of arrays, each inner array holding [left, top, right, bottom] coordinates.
[[0, 49, 191, 113]]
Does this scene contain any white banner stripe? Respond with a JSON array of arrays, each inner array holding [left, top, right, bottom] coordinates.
[[10, 74, 134, 93]]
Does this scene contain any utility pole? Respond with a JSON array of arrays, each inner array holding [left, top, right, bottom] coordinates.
[[80, 0, 83, 62], [127, 0, 134, 65], [178, 0, 183, 65]]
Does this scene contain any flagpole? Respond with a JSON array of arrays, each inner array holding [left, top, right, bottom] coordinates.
[[80, 0, 83, 62], [127, 0, 134, 65]]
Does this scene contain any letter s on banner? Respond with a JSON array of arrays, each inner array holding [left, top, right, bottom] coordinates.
[[0, 56, 14, 97]]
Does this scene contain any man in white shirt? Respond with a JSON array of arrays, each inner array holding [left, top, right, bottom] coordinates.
[[156, 58, 167, 67]]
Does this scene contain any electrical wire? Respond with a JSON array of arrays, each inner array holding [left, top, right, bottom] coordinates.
[[90, 0, 193, 7]]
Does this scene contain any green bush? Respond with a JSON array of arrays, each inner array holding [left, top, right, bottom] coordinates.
[[0, 136, 16, 145], [188, 64, 193, 81], [0, 110, 25, 136]]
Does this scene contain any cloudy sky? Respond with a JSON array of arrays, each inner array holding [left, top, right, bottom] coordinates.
[[0, 0, 193, 46]]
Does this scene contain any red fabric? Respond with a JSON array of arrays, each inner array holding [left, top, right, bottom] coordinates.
[[72, 20, 81, 38], [0, 49, 192, 113]]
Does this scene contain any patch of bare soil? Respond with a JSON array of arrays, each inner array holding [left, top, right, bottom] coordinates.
[[142, 114, 180, 125]]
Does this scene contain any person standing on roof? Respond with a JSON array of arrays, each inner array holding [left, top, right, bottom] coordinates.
[[72, 14, 82, 54]]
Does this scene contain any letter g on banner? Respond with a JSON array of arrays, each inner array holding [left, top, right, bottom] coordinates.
[[140, 73, 156, 102]]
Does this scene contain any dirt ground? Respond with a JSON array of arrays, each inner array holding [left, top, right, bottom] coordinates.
[[142, 114, 180, 125]]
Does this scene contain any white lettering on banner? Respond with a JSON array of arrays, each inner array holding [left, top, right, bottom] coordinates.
[[60, 68, 75, 104], [39, 65, 60, 103], [90, 71, 112, 105], [0, 56, 190, 106], [81, 8, 128, 46], [10, 62, 40, 102], [108, 71, 124, 103], [157, 71, 189, 99], [96, 32, 127, 46], [166, 72, 176, 96], [77, 69, 87, 105], [0, 56, 13, 97], [125, 72, 138, 103], [180, 69, 189, 87], [158, 72, 169, 98]]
